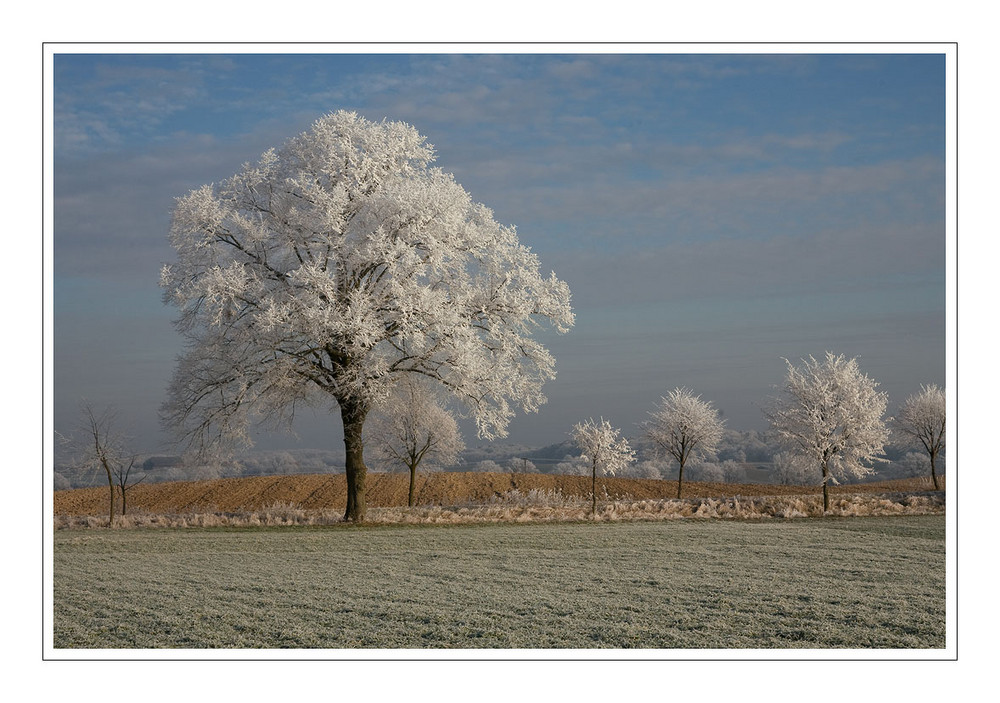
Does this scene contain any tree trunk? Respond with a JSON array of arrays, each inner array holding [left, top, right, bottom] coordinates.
[[930, 450, 939, 490], [120, 485, 127, 517], [101, 462, 114, 528], [106, 471, 115, 527], [591, 463, 597, 518], [408, 464, 417, 507], [341, 396, 369, 523], [677, 459, 685, 500], [821, 461, 830, 512]]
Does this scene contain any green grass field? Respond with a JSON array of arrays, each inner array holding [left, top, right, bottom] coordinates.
[[53, 516, 945, 649]]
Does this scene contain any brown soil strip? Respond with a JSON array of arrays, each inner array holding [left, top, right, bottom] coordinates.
[[53, 472, 942, 517]]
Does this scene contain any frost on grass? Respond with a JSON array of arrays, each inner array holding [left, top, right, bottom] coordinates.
[[53, 517, 946, 649], [54, 491, 944, 529]]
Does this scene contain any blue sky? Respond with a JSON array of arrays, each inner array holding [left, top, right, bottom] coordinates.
[[51, 50, 948, 454]]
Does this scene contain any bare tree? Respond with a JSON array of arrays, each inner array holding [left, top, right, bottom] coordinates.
[[765, 353, 891, 511], [160, 111, 573, 522], [367, 379, 464, 507], [571, 418, 635, 516], [643, 387, 725, 498], [113, 454, 144, 517], [77, 403, 143, 527], [896, 384, 946, 490]]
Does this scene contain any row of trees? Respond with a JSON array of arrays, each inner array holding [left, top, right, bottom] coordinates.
[[364, 354, 944, 517], [151, 109, 944, 522], [560, 355, 944, 513], [64, 360, 944, 525]]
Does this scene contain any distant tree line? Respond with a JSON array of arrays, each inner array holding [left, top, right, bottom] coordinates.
[[54, 424, 943, 491], [57, 365, 944, 505]]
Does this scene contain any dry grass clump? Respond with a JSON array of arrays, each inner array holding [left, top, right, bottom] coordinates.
[[53, 489, 944, 530], [53, 503, 346, 530], [485, 487, 589, 507]]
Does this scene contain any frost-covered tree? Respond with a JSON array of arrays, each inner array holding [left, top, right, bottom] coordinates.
[[553, 455, 589, 476], [626, 460, 665, 480], [896, 384, 946, 490], [253, 450, 300, 475], [687, 461, 725, 484], [879, 451, 932, 481], [772, 451, 813, 486], [367, 378, 464, 507], [715, 429, 775, 463], [765, 353, 891, 511], [643, 388, 725, 498], [571, 418, 635, 516], [507, 457, 536, 474], [472, 459, 504, 473], [721, 460, 747, 484], [160, 111, 573, 522]]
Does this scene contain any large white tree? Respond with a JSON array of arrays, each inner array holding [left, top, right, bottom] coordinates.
[[896, 384, 946, 490], [571, 418, 635, 516], [160, 111, 574, 521], [765, 353, 891, 511], [643, 387, 725, 498], [367, 378, 464, 507]]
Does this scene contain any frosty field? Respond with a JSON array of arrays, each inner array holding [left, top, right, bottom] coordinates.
[[53, 516, 945, 650]]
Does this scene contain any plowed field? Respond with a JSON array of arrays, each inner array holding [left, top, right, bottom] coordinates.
[[53, 471, 941, 516]]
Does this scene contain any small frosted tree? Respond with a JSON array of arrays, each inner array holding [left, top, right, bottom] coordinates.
[[553, 455, 589, 476], [627, 460, 666, 480], [772, 451, 813, 486], [721, 460, 746, 484], [160, 110, 573, 522], [882, 451, 931, 480], [571, 418, 635, 516], [687, 461, 725, 484], [367, 379, 464, 507], [265, 450, 300, 475], [643, 388, 725, 498], [508, 457, 536, 474], [896, 385, 946, 490], [766, 353, 891, 511]]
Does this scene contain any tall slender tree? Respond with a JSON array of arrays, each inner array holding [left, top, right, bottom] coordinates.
[[161, 111, 573, 521], [571, 418, 635, 517]]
